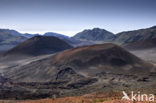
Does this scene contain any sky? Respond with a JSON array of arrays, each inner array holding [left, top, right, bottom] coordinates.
[[0, 0, 156, 36]]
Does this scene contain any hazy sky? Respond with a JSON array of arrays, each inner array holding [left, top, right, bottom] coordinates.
[[0, 0, 156, 36]]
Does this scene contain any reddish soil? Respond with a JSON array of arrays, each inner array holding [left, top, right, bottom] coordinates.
[[16, 92, 156, 103]]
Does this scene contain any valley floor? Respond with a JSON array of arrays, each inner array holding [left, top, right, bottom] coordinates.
[[129, 48, 156, 63]]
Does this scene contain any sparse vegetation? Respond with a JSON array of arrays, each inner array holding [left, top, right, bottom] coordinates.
[[0, 92, 153, 103]]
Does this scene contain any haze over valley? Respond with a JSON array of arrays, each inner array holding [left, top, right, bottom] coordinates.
[[0, 0, 156, 103]]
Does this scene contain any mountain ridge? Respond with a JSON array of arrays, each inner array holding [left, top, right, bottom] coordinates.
[[114, 26, 156, 44], [1, 25, 156, 53], [72, 28, 115, 41], [123, 38, 156, 50]]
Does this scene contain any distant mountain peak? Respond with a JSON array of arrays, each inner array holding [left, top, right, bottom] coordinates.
[[92, 27, 106, 31], [44, 32, 69, 38], [0, 28, 21, 37], [73, 28, 115, 41]]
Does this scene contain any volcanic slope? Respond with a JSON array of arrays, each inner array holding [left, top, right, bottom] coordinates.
[[2, 43, 156, 99], [123, 38, 156, 50], [3, 35, 73, 57], [114, 26, 156, 44]]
